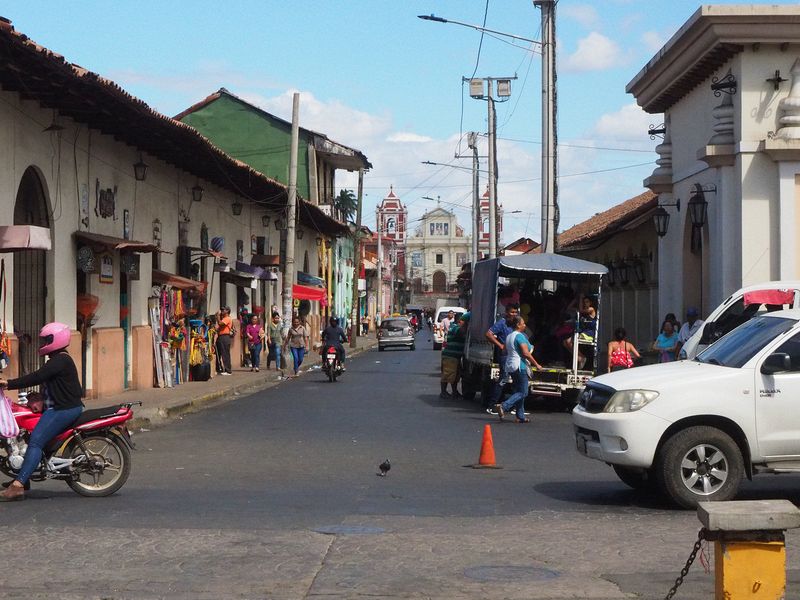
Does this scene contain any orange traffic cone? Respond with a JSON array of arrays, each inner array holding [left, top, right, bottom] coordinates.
[[471, 424, 502, 469]]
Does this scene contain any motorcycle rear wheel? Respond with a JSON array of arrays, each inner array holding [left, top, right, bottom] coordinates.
[[66, 434, 131, 497]]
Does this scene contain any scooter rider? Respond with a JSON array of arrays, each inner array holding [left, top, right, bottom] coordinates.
[[0, 322, 83, 502], [321, 316, 348, 369]]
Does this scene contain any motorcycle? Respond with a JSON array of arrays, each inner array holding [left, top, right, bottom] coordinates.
[[321, 345, 343, 382], [0, 393, 139, 497]]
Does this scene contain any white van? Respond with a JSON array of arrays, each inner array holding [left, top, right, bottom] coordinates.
[[432, 306, 465, 350], [680, 282, 800, 359]]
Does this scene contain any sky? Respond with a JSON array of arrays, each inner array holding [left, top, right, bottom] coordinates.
[[1, 1, 787, 245]]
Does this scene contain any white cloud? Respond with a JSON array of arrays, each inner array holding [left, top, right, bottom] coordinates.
[[562, 32, 624, 72], [641, 30, 669, 54], [590, 103, 660, 142], [387, 132, 433, 143], [561, 4, 601, 30]]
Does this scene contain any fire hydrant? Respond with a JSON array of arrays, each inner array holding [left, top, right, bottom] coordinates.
[[698, 499, 800, 599]]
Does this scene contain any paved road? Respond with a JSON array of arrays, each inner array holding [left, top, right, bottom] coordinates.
[[4, 330, 800, 599]]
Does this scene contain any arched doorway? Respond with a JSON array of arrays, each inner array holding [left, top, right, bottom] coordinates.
[[432, 270, 447, 294], [14, 167, 51, 377]]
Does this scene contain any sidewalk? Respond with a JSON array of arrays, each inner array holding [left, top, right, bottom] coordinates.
[[86, 333, 379, 429]]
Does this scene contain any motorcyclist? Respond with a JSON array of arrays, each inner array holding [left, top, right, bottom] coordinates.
[[0, 322, 83, 501], [321, 316, 347, 370]]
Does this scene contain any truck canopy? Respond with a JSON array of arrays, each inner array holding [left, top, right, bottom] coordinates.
[[469, 254, 608, 337]]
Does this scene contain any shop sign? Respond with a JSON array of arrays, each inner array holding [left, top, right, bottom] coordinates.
[[99, 253, 114, 284], [250, 234, 258, 254], [123, 209, 131, 240], [200, 223, 209, 250], [236, 239, 244, 262]]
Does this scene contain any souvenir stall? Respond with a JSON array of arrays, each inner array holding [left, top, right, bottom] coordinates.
[[150, 269, 207, 387]]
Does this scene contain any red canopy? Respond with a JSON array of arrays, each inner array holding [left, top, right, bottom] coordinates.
[[744, 289, 795, 307], [292, 284, 326, 302]]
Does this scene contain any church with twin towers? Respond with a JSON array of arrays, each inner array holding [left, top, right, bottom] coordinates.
[[375, 186, 502, 301]]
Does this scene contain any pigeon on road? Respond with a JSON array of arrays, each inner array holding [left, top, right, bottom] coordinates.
[[377, 459, 391, 477]]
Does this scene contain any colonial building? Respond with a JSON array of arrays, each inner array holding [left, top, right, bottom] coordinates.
[[0, 17, 356, 398], [406, 203, 470, 302], [176, 88, 371, 324], [627, 5, 800, 319]]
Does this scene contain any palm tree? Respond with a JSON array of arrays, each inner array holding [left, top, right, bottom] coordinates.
[[333, 189, 357, 222]]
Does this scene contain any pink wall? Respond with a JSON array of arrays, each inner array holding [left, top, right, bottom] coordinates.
[[131, 325, 153, 390], [91, 327, 124, 398]]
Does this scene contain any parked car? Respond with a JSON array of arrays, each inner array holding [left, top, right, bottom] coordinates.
[[378, 317, 416, 351], [432, 306, 465, 350], [679, 281, 800, 360], [573, 309, 800, 508]]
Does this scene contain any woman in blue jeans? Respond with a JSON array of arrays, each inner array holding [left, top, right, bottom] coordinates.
[[0, 322, 83, 501], [494, 316, 542, 423], [285, 316, 309, 377]]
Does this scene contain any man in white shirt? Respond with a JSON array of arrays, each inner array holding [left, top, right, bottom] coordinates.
[[677, 307, 703, 352]]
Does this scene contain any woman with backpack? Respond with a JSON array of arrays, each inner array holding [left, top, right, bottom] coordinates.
[[607, 327, 640, 373]]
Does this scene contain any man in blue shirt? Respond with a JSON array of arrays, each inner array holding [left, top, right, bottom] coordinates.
[[484, 303, 519, 410]]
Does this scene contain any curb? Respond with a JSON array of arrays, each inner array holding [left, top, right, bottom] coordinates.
[[130, 339, 379, 430]]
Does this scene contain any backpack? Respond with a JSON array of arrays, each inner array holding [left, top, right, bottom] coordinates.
[[610, 343, 634, 368]]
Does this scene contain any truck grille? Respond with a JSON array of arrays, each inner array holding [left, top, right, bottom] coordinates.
[[578, 382, 615, 413]]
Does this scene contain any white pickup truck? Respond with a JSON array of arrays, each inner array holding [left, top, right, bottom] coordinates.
[[573, 309, 800, 508]]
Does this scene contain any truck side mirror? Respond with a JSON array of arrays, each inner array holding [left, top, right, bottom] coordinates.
[[699, 322, 719, 344], [761, 352, 792, 375]]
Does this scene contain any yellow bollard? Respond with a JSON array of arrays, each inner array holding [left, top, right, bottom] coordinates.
[[698, 500, 800, 600]]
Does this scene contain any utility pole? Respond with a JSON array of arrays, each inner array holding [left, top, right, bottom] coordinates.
[[350, 170, 364, 348], [376, 207, 382, 323], [536, 0, 557, 254], [487, 96, 497, 258], [282, 92, 300, 330], [467, 132, 480, 266], [467, 76, 515, 259]]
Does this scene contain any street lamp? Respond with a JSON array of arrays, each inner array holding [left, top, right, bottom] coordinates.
[[191, 184, 204, 203], [133, 154, 148, 182], [653, 207, 670, 237], [688, 186, 709, 229], [261, 214, 271, 228]]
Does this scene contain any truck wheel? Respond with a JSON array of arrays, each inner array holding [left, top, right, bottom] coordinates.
[[612, 465, 657, 490], [656, 426, 744, 509]]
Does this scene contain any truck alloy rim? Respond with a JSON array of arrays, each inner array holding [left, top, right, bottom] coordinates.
[[680, 443, 728, 495]]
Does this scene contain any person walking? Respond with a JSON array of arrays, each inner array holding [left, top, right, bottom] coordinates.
[[607, 327, 640, 372], [653, 320, 680, 362], [495, 316, 542, 423], [285, 316, 309, 377], [440, 312, 469, 399], [266, 312, 284, 376], [484, 303, 519, 411], [215, 306, 234, 375], [245, 314, 264, 372]]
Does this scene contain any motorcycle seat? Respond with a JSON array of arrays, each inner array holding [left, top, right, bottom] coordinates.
[[72, 405, 126, 428]]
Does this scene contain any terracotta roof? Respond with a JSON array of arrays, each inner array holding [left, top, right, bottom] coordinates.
[[558, 190, 657, 250], [0, 18, 291, 210]]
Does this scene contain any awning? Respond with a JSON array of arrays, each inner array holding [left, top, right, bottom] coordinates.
[[0, 225, 51, 252], [152, 269, 207, 295], [186, 246, 226, 260], [74, 231, 160, 253], [293, 284, 327, 302], [220, 270, 258, 289], [297, 271, 325, 287], [235, 261, 277, 281]]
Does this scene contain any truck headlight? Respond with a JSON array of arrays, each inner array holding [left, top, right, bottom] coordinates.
[[604, 390, 659, 413]]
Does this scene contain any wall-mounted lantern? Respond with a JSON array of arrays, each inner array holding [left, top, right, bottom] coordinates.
[[231, 200, 243, 216], [133, 154, 148, 182], [261, 214, 271, 228], [191, 184, 204, 203]]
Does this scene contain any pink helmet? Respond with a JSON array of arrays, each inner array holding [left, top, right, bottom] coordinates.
[[39, 322, 71, 356]]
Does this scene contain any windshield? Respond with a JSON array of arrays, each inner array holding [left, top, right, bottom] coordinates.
[[696, 315, 796, 368], [381, 319, 408, 329]]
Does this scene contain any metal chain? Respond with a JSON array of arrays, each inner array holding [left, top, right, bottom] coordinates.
[[664, 528, 707, 600]]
